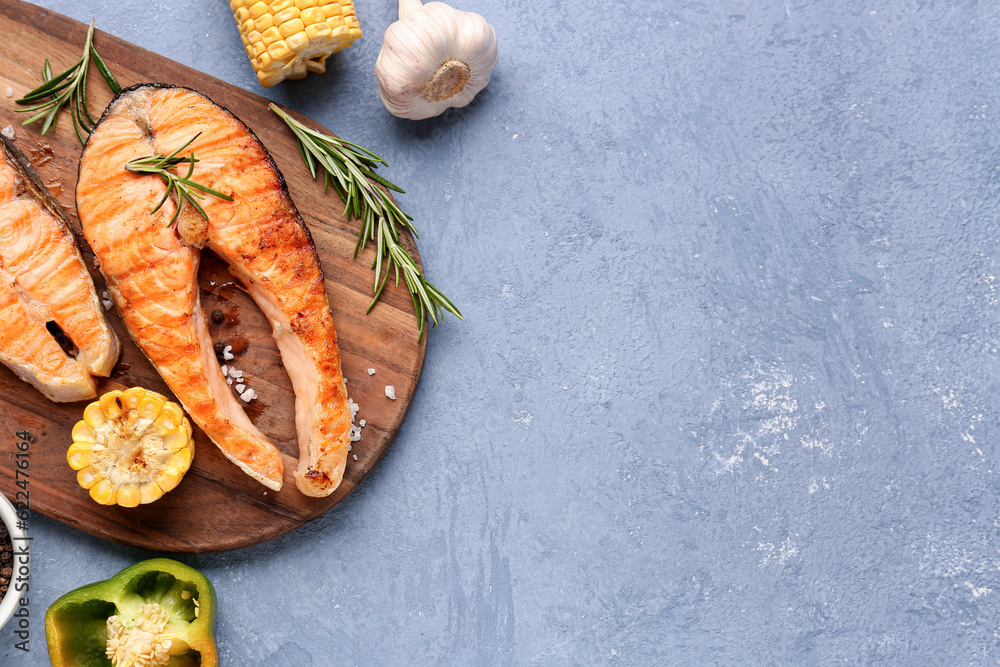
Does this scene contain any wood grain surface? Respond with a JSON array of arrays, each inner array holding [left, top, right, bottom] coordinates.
[[0, 0, 427, 552]]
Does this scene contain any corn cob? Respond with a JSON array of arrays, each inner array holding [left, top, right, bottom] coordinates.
[[68, 388, 195, 507], [229, 0, 363, 88]]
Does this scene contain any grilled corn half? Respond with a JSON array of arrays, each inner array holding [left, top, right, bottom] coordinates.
[[68, 388, 194, 507], [229, 0, 363, 87]]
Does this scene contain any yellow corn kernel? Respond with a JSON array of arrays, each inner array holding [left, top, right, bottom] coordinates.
[[156, 467, 183, 493], [248, 1, 269, 19], [77, 466, 101, 489], [256, 51, 281, 72], [260, 26, 283, 47], [279, 18, 306, 38], [301, 7, 324, 26], [71, 421, 97, 444], [137, 394, 165, 421], [83, 402, 106, 428], [161, 433, 186, 452], [286, 31, 310, 52], [67, 442, 94, 469], [68, 388, 195, 508], [140, 482, 164, 505], [304, 22, 331, 40], [116, 486, 141, 508], [90, 479, 117, 505], [254, 13, 275, 31], [229, 0, 362, 87], [268, 40, 293, 61], [274, 7, 300, 24]]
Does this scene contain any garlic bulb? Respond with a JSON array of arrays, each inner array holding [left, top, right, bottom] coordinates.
[[374, 0, 499, 120]]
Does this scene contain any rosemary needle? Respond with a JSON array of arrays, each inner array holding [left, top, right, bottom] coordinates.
[[15, 19, 121, 144], [269, 103, 462, 340], [125, 134, 233, 228]]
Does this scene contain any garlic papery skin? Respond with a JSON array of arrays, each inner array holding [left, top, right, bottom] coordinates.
[[374, 0, 499, 120]]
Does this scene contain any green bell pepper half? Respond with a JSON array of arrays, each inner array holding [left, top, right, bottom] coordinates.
[[45, 558, 218, 667]]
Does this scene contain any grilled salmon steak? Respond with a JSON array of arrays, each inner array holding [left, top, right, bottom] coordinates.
[[0, 136, 119, 402], [77, 84, 353, 496]]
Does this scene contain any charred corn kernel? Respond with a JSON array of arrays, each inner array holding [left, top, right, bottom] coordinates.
[[229, 0, 363, 87], [68, 388, 195, 508]]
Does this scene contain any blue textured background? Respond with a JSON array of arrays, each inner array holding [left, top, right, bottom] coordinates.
[[5, 0, 1000, 664]]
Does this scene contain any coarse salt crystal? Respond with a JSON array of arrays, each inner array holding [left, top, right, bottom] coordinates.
[[102, 299, 113, 310], [220, 365, 228, 376], [385, 385, 396, 400], [240, 388, 255, 402], [347, 444, 352, 452], [227, 378, 233, 386], [367, 368, 376, 375], [359, 419, 366, 427], [223, 345, 234, 361], [235, 384, 245, 393], [5, 87, 12, 98], [1, 125, 13, 140], [231, 369, 243, 378], [353, 454, 358, 461]]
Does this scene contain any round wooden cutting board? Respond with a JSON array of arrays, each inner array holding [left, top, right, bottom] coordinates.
[[0, 1, 427, 552]]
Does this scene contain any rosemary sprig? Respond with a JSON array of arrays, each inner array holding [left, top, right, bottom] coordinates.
[[15, 19, 121, 144], [269, 103, 462, 339], [125, 134, 233, 228]]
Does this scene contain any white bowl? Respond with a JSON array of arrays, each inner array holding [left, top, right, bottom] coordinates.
[[0, 492, 28, 629]]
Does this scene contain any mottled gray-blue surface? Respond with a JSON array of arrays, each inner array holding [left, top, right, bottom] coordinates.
[[4, 0, 1000, 664]]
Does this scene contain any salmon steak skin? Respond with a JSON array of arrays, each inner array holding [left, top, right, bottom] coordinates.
[[76, 84, 354, 497], [0, 135, 119, 402]]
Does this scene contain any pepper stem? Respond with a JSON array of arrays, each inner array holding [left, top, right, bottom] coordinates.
[[399, 0, 423, 20]]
